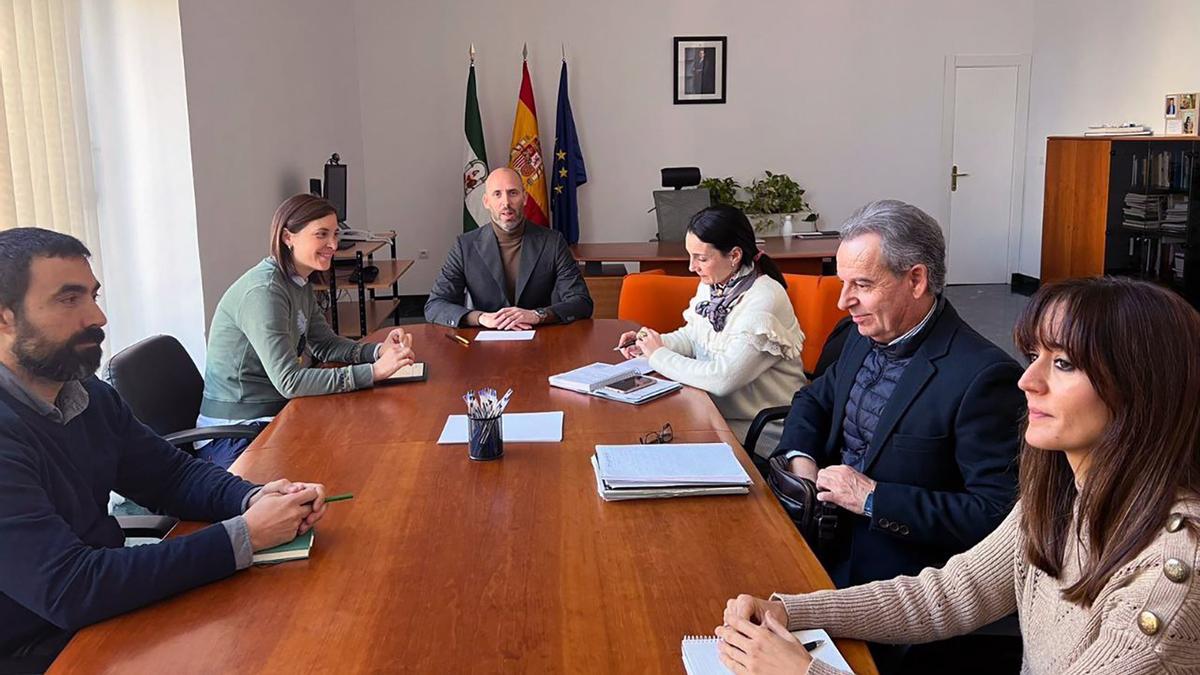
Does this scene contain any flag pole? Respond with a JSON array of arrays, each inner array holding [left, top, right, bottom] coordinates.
[[470, 43, 476, 66], [561, 43, 565, 62], [522, 42, 528, 61]]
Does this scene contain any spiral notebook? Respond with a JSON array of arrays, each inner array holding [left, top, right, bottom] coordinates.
[[681, 628, 849, 674]]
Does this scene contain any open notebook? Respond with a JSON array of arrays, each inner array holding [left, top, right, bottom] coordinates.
[[549, 359, 680, 405], [682, 628, 850, 674]]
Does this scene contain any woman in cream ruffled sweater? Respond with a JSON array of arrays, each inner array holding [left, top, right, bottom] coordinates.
[[617, 206, 807, 449], [715, 277, 1200, 675]]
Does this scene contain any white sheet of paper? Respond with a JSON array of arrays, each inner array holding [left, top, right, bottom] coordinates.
[[473, 330, 535, 341], [594, 443, 751, 487], [437, 411, 564, 444]]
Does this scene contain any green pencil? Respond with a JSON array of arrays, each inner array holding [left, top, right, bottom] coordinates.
[[324, 493, 354, 503]]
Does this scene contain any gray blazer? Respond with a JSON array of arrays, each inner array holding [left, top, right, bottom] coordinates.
[[424, 223, 593, 328]]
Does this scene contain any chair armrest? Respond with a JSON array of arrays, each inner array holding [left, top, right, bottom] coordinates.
[[116, 514, 180, 539], [743, 405, 792, 457], [164, 425, 263, 447]]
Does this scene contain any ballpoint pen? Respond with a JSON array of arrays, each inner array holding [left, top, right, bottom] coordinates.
[[445, 334, 470, 347], [802, 639, 824, 652], [613, 329, 649, 351]]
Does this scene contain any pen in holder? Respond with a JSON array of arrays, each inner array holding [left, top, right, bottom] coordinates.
[[463, 387, 513, 461], [467, 414, 503, 461]]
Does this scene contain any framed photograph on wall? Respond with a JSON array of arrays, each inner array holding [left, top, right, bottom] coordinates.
[[674, 36, 727, 104]]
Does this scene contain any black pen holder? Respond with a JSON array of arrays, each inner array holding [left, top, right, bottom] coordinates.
[[467, 415, 503, 461]]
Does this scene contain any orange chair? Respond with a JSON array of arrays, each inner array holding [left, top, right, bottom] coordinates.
[[783, 274, 848, 374], [616, 271, 699, 333]]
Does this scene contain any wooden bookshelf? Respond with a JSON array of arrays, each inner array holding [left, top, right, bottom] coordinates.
[[329, 298, 402, 337], [332, 259, 413, 291], [1042, 136, 1199, 305], [334, 240, 388, 260]]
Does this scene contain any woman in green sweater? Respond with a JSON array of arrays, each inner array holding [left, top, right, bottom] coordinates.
[[197, 194, 415, 467], [716, 277, 1199, 675]]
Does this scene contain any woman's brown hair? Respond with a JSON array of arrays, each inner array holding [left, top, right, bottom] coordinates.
[[1013, 277, 1200, 605], [269, 193, 338, 283]]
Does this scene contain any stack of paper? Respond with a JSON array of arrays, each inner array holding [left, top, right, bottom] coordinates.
[[591, 443, 752, 501], [1083, 124, 1151, 136]]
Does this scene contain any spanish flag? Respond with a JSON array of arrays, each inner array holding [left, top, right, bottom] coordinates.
[[509, 54, 549, 226]]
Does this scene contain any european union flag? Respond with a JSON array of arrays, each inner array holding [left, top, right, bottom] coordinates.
[[550, 60, 586, 244]]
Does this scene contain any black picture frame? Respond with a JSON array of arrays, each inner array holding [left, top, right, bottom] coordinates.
[[673, 36, 727, 105]]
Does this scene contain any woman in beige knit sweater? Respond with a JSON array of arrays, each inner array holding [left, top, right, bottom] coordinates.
[[715, 277, 1200, 675]]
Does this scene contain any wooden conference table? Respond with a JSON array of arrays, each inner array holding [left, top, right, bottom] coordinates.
[[52, 321, 876, 674]]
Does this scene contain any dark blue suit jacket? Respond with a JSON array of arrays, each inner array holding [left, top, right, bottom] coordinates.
[[772, 301, 1023, 587]]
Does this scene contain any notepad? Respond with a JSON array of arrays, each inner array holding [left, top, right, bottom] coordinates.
[[549, 360, 679, 404], [474, 330, 535, 341], [436, 411, 564, 444], [595, 443, 752, 488], [548, 360, 654, 393], [252, 529, 314, 565], [383, 362, 426, 383], [681, 629, 850, 674]]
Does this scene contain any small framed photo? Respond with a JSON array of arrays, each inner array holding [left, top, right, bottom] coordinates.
[[673, 36, 727, 104], [1166, 92, 1199, 135]]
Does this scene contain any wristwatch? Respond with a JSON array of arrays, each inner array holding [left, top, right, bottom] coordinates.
[[534, 307, 549, 322]]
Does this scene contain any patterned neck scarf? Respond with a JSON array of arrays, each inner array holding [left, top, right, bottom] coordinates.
[[695, 265, 757, 332]]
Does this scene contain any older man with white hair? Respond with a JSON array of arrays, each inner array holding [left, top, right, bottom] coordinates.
[[766, 199, 1025, 672]]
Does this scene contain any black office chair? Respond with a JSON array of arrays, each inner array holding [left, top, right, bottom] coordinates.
[[104, 334, 262, 453], [742, 315, 855, 468]]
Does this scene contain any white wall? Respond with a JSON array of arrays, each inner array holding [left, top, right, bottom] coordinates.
[[352, 0, 1034, 294], [1018, 0, 1200, 277], [80, 0, 208, 364], [178, 0, 367, 323]]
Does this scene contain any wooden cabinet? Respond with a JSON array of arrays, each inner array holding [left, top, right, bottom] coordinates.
[[1042, 136, 1200, 306]]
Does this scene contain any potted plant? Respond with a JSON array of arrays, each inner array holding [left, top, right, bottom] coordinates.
[[700, 173, 819, 235], [699, 177, 745, 210], [744, 171, 818, 235]]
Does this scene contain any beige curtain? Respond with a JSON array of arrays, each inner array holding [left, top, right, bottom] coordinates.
[[0, 0, 101, 263]]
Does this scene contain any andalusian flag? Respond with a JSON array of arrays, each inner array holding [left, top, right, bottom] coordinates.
[[463, 47, 488, 232], [509, 49, 549, 226]]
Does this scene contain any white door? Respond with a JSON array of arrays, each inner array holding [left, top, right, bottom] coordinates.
[[944, 58, 1027, 285]]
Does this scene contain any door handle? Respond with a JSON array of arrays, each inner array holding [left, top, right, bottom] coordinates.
[[951, 164, 970, 192]]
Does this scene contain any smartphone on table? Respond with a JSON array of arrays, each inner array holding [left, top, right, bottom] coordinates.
[[603, 375, 657, 395]]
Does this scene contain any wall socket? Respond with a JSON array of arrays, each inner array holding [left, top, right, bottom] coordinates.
[[418, 249, 428, 259]]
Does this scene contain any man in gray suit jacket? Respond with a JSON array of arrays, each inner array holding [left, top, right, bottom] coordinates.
[[425, 168, 593, 329]]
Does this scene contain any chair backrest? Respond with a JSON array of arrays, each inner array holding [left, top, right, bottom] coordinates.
[[105, 335, 205, 437], [617, 271, 700, 333], [782, 274, 849, 374]]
